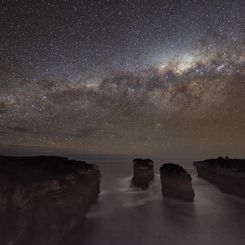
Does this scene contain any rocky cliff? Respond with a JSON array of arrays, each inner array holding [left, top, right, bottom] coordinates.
[[0, 155, 101, 245], [160, 163, 195, 202], [194, 157, 245, 199], [131, 158, 154, 190]]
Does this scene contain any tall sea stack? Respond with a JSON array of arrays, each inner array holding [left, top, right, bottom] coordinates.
[[0, 155, 101, 245], [132, 158, 154, 189], [194, 157, 245, 199], [160, 163, 195, 202]]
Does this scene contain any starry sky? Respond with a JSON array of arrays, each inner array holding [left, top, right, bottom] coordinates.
[[0, 0, 244, 159]]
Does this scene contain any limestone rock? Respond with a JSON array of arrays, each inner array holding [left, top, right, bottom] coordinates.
[[132, 158, 154, 190], [160, 163, 195, 202], [0, 155, 101, 245]]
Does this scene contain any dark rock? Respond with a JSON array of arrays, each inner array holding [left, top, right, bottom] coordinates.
[[160, 163, 195, 202], [0, 155, 101, 245], [194, 157, 245, 199], [131, 158, 154, 189]]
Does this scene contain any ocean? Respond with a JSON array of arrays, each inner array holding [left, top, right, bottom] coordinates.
[[64, 160, 245, 245]]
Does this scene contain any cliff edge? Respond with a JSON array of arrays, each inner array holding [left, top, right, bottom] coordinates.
[[0, 155, 101, 245], [194, 156, 245, 199]]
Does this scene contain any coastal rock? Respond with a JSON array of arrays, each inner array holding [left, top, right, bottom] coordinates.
[[131, 158, 154, 189], [194, 156, 245, 199], [0, 155, 101, 245], [160, 163, 195, 202]]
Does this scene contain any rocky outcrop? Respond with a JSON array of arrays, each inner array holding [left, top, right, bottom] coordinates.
[[194, 156, 245, 199], [131, 158, 154, 189], [160, 163, 195, 202], [0, 155, 101, 245]]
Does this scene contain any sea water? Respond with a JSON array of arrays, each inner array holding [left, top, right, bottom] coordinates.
[[64, 160, 245, 245]]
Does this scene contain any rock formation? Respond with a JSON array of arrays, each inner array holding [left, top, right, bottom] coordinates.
[[131, 158, 154, 189], [194, 156, 245, 199], [0, 155, 101, 245], [160, 163, 195, 202]]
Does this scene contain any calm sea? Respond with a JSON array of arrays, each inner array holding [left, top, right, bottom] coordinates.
[[64, 160, 245, 245]]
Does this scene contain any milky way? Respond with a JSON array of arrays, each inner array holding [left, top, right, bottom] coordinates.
[[0, 0, 244, 158]]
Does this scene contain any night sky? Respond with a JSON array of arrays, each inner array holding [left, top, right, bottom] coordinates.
[[0, 0, 244, 159]]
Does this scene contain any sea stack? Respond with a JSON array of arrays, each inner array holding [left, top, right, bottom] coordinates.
[[194, 156, 245, 199], [0, 155, 101, 245], [132, 158, 154, 189], [160, 163, 195, 202]]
